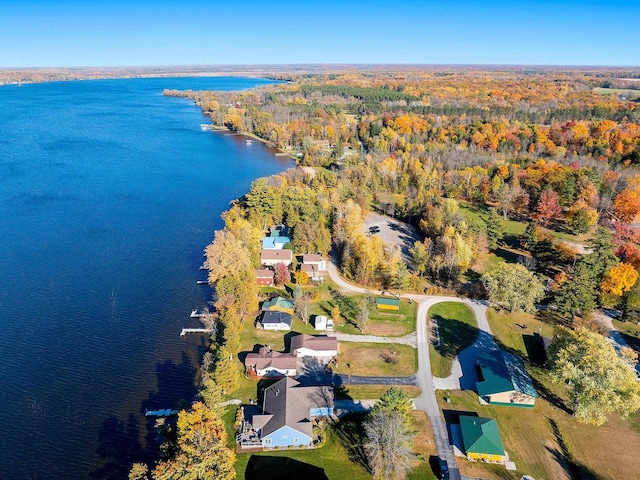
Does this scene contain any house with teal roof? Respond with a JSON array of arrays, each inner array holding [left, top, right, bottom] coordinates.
[[261, 297, 295, 316], [460, 416, 507, 463], [476, 350, 537, 407]]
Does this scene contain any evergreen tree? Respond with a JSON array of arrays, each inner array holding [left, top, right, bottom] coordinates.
[[583, 227, 619, 281], [483, 208, 505, 250], [554, 261, 598, 319], [521, 221, 538, 250]]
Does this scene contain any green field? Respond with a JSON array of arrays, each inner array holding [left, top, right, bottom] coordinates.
[[428, 302, 478, 377], [593, 87, 640, 100], [310, 293, 417, 337], [335, 341, 417, 376]]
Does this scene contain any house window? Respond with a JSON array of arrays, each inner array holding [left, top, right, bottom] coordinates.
[[293, 437, 299, 443], [263, 438, 272, 446]]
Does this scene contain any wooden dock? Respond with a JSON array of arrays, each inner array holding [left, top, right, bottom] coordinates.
[[146, 408, 179, 417], [180, 327, 214, 337], [196, 280, 208, 285]]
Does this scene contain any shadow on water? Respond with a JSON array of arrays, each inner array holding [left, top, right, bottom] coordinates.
[[90, 352, 198, 478], [89, 415, 145, 480], [245, 455, 329, 480]]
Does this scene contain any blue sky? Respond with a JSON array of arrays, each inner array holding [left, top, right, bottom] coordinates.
[[0, 0, 638, 67]]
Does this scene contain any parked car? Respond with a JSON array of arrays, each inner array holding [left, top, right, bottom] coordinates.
[[439, 458, 449, 480]]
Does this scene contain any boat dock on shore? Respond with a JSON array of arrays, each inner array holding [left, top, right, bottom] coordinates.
[[146, 409, 179, 417], [180, 327, 214, 337]]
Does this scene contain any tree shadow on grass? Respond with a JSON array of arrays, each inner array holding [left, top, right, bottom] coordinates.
[[245, 455, 329, 480], [546, 418, 600, 480], [432, 316, 479, 361], [331, 412, 370, 472]]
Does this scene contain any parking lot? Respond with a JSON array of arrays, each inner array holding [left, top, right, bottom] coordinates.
[[363, 212, 421, 261]]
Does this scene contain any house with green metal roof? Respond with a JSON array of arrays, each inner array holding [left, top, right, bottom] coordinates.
[[460, 416, 507, 463], [476, 350, 537, 407], [376, 296, 400, 311], [261, 297, 295, 316]]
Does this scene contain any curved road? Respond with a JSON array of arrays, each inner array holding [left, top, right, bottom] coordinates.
[[326, 261, 492, 480]]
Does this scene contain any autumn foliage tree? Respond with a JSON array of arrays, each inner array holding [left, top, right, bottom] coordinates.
[[153, 402, 236, 480], [600, 262, 639, 297], [549, 328, 640, 426], [535, 188, 562, 226]]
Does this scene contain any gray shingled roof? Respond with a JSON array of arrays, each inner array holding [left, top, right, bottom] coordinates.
[[259, 377, 333, 438], [291, 334, 338, 354]]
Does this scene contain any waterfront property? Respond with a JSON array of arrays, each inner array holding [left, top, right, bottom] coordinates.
[[262, 236, 291, 250], [460, 416, 507, 463], [258, 311, 293, 331], [260, 248, 293, 266], [255, 268, 275, 286], [300, 254, 326, 282], [244, 347, 297, 378], [261, 296, 295, 316], [238, 377, 334, 449], [476, 350, 537, 407], [376, 296, 400, 311], [291, 334, 338, 358]]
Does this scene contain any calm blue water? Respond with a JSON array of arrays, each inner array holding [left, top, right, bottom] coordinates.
[[0, 77, 290, 479]]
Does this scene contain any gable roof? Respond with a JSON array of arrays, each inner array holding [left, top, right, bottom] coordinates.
[[476, 350, 538, 399], [255, 268, 275, 279], [262, 297, 294, 311], [260, 377, 333, 438], [302, 254, 322, 264], [260, 311, 293, 327], [260, 249, 293, 261], [262, 236, 291, 249], [460, 416, 505, 456], [244, 347, 297, 371], [291, 334, 338, 353]]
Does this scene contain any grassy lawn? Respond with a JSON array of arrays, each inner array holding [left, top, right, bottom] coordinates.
[[335, 342, 417, 376], [310, 294, 417, 337], [223, 404, 437, 480], [612, 318, 640, 353], [408, 410, 439, 480], [438, 368, 640, 480], [428, 302, 478, 378], [222, 406, 371, 480], [334, 384, 422, 400], [486, 309, 558, 362], [459, 202, 588, 248], [593, 87, 640, 100]]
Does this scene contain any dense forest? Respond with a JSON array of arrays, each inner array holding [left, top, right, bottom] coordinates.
[[141, 68, 640, 479]]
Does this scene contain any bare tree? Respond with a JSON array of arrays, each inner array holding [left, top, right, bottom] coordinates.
[[363, 411, 415, 480]]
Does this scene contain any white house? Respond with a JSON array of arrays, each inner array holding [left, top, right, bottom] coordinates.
[[244, 347, 297, 377], [291, 334, 338, 358], [258, 311, 293, 331], [301, 254, 326, 282], [260, 249, 293, 267]]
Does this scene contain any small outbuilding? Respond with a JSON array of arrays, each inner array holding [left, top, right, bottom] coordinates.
[[476, 350, 537, 407], [460, 416, 507, 463], [376, 297, 400, 311], [258, 311, 293, 331], [314, 315, 328, 331]]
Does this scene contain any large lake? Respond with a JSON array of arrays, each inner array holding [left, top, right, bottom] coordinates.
[[0, 77, 290, 479]]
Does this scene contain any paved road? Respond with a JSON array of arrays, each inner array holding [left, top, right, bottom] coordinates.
[[327, 260, 470, 480], [596, 310, 640, 375]]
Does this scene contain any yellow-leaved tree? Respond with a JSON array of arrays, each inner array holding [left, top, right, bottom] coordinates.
[[601, 262, 639, 297], [549, 327, 640, 426], [153, 402, 236, 480]]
